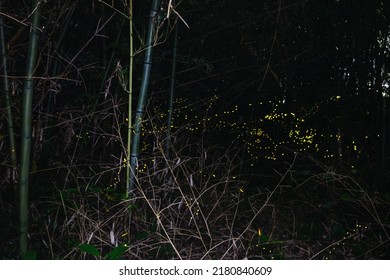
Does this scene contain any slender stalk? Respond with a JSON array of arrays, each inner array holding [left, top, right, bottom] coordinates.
[[381, 95, 387, 168], [0, 14, 18, 180], [165, 19, 179, 159], [43, 5, 75, 140], [19, 0, 41, 258], [51, 5, 75, 77], [126, 0, 134, 197], [129, 0, 160, 195]]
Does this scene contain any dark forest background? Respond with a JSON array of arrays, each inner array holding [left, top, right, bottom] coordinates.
[[0, 0, 389, 259]]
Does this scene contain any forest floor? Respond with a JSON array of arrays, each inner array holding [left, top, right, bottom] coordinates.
[[1, 143, 388, 259]]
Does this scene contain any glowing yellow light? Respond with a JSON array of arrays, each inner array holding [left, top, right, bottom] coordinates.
[[258, 227, 262, 236]]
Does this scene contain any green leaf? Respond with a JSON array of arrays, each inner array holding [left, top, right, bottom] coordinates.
[[135, 231, 148, 240], [78, 243, 100, 257], [24, 250, 37, 260], [104, 245, 128, 260], [331, 224, 346, 236], [323, 201, 333, 209], [31, 161, 38, 172], [340, 193, 352, 200], [384, 192, 390, 203], [126, 204, 138, 211], [259, 234, 269, 243]]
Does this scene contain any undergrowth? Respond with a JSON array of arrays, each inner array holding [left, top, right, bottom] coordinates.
[[11, 140, 389, 259], [1, 102, 389, 260]]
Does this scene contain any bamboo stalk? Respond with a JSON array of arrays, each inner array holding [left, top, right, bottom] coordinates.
[[19, 0, 41, 259], [0, 13, 18, 181], [126, 0, 134, 198], [129, 0, 160, 195]]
